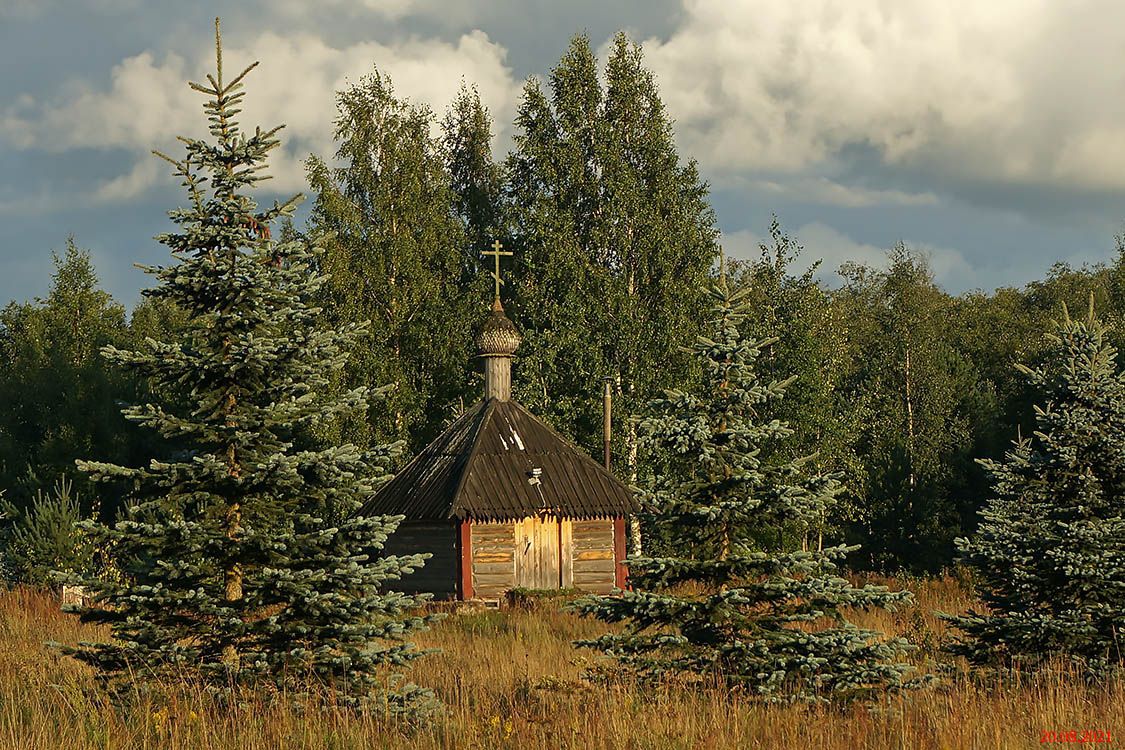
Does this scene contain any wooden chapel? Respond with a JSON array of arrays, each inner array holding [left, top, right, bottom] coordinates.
[[359, 243, 637, 601]]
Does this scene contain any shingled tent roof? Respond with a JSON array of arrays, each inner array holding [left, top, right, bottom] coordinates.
[[359, 398, 638, 521]]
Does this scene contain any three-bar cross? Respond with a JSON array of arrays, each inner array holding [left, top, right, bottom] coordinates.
[[482, 239, 513, 305]]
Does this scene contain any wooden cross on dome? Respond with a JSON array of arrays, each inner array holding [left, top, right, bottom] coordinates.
[[482, 239, 513, 308]]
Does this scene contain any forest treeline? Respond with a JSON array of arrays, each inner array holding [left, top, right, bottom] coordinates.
[[2, 32, 1124, 575]]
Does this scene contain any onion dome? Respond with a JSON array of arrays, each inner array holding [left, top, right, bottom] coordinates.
[[476, 301, 522, 357]]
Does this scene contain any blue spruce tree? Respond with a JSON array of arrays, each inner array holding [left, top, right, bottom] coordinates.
[[945, 300, 1125, 676], [61, 20, 434, 713], [574, 276, 920, 702]]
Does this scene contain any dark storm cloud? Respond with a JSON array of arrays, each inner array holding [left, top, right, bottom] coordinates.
[[1, 0, 1124, 308]]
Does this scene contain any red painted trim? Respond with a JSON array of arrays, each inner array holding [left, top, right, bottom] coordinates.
[[457, 519, 474, 601], [613, 516, 628, 589]]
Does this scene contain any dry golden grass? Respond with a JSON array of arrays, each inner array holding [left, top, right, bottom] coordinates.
[[0, 577, 1122, 749]]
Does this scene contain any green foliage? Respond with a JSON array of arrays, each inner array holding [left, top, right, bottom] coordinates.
[[504, 587, 584, 610], [443, 82, 504, 279], [834, 247, 980, 570], [8, 27, 1125, 589], [306, 68, 479, 456], [505, 32, 717, 463], [573, 280, 921, 703], [944, 301, 1125, 676], [0, 242, 147, 517], [0, 478, 93, 586], [728, 219, 866, 544], [62, 21, 436, 714]]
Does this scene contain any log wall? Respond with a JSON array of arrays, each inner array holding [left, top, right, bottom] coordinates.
[[471, 521, 516, 599], [571, 519, 616, 593], [464, 517, 621, 599], [380, 520, 458, 597]]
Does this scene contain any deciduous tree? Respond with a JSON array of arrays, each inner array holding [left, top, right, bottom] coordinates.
[[307, 69, 476, 455], [505, 33, 717, 498]]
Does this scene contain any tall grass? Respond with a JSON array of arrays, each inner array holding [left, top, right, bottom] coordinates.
[[0, 577, 1121, 749]]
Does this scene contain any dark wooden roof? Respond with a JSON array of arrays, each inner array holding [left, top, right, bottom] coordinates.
[[360, 399, 638, 522]]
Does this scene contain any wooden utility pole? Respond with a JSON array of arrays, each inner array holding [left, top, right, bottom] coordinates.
[[603, 377, 613, 471]]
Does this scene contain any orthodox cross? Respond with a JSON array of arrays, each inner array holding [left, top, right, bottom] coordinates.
[[482, 239, 513, 306]]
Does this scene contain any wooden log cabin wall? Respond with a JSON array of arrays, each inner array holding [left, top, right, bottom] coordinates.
[[359, 298, 637, 602], [461, 517, 622, 599]]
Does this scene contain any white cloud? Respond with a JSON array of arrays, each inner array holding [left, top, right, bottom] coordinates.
[[0, 0, 40, 17], [272, 0, 418, 19], [748, 177, 938, 208], [94, 158, 164, 203], [717, 228, 763, 262], [0, 0, 142, 19], [2, 51, 195, 153], [1, 28, 520, 201], [792, 223, 890, 277], [721, 221, 977, 289], [642, 0, 1125, 193], [0, 188, 59, 216], [269, 0, 471, 23]]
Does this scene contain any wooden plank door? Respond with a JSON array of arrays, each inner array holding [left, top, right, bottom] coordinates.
[[516, 516, 567, 589]]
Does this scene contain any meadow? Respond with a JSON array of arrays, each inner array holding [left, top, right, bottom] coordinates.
[[0, 576, 1118, 749]]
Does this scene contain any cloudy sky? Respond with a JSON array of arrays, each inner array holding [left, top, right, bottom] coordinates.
[[2, 0, 1124, 307]]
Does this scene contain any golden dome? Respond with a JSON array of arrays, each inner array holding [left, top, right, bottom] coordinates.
[[476, 304, 521, 357]]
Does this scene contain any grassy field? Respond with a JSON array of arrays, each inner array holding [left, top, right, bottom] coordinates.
[[0, 576, 1121, 749]]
